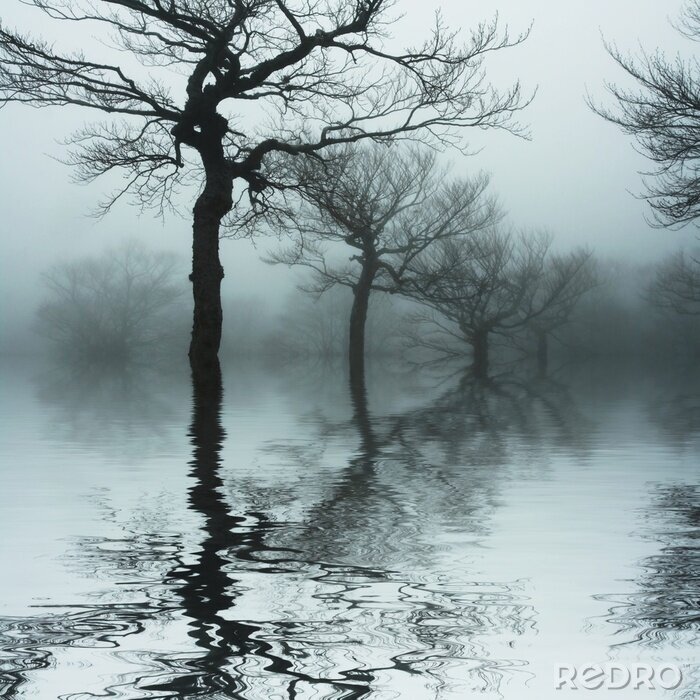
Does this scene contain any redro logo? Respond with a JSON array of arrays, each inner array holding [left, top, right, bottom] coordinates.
[[555, 663, 683, 691]]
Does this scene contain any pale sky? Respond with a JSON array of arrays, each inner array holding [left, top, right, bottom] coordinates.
[[0, 0, 697, 347]]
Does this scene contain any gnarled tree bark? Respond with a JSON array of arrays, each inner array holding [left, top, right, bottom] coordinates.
[[190, 166, 233, 370]]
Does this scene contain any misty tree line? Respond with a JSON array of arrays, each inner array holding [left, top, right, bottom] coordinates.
[[37, 222, 699, 374], [2, 0, 700, 378], [0, 0, 530, 376]]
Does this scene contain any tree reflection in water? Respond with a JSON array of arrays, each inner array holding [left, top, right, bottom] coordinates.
[[0, 362, 598, 699], [289, 369, 590, 560], [149, 361, 378, 698], [599, 484, 699, 647], [259, 370, 583, 695], [590, 483, 699, 697]]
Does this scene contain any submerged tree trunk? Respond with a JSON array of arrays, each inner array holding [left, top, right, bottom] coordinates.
[[348, 260, 376, 385], [471, 330, 489, 378], [189, 164, 233, 371], [349, 362, 376, 455]]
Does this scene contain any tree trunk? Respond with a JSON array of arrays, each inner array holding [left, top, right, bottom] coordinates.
[[189, 166, 233, 371], [472, 330, 489, 378], [348, 262, 376, 386], [536, 329, 548, 374]]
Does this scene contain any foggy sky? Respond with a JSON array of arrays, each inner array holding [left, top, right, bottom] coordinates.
[[0, 0, 697, 349]]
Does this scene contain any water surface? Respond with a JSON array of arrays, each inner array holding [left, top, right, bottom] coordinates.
[[0, 358, 698, 699]]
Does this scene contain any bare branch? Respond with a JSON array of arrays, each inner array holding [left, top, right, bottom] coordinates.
[[404, 228, 598, 367], [591, 3, 700, 226], [262, 142, 500, 301]]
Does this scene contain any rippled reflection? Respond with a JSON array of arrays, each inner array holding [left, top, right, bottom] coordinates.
[[0, 360, 698, 699], [600, 484, 699, 647]]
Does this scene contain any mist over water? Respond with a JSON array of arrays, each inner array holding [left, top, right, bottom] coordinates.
[[0, 0, 699, 697], [0, 357, 697, 699]]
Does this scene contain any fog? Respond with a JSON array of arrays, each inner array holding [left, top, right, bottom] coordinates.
[[0, 0, 697, 354], [1, 3, 699, 697]]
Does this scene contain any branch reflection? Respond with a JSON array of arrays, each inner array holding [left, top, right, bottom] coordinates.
[[0, 361, 640, 700]]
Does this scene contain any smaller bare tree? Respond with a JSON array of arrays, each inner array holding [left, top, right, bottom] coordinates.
[[265, 143, 500, 378], [405, 230, 595, 376], [37, 241, 186, 363], [647, 249, 700, 317], [522, 250, 598, 372]]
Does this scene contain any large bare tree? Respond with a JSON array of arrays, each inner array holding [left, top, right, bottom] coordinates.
[[0, 0, 530, 370], [405, 230, 595, 376], [266, 143, 500, 378], [591, 1, 700, 227]]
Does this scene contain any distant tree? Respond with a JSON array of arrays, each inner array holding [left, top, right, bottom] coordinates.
[[523, 251, 598, 372], [37, 242, 185, 363], [647, 249, 700, 316], [268, 286, 401, 361], [266, 143, 500, 378], [591, 1, 700, 226], [405, 230, 595, 376], [0, 1, 530, 370]]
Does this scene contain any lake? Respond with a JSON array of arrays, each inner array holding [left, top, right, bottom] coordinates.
[[0, 357, 697, 699]]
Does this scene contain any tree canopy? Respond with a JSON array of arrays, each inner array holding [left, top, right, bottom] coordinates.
[[0, 0, 530, 217]]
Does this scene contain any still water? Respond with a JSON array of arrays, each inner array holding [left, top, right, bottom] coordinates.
[[0, 358, 697, 699]]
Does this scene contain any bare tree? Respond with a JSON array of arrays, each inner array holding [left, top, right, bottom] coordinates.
[[405, 230, 595, 377], [37, 241, 186, 362], [591, 1, 700, 227], [0, 1, 530, 370], [266, 143, 500, 378], [647, 249, 700, 316], [522, 250, 598, 372]]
